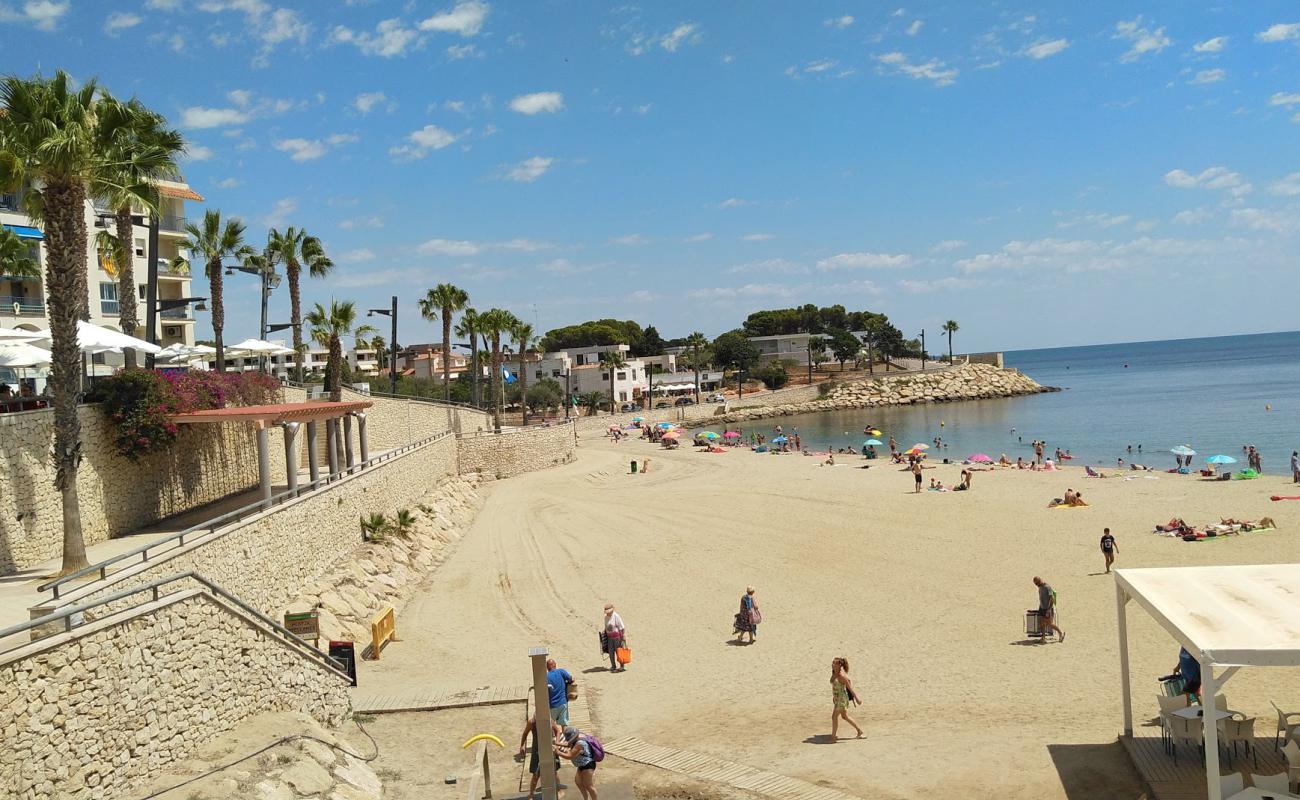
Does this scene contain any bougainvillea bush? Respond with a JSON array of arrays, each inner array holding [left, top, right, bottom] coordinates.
[[89, 370, 281, 461]]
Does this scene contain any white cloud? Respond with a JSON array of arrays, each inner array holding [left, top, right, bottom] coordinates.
[[1193, 36, 1226, 53], [1257, 23, 1300, 43], [1268, 92, 1300, 107], [330, 19, 420, 57], [339, 215, 384, 230], [685, 232, 713, 242], [688, 283, 794, 300], [741, 233, 773, 241], [825, 15, 854, 29], [419, 0, 488, 36], [260, 197, 297, 228], [353, 92, 390, 114], [509, 91, 564, 115], [718, 197, 754, 209], [146, 0, 181, 8], [816, 252, 913, 270], [1163, 166, 1252, 197], [1270, 172, 1300, 196], [930, 239, 966, 253], [216, 177, 241, 189], [179, 106, 251, 129], [185, 144, 214, 161], [954, 236, 1244, 273], [538, 258, 593, 275], [660, 22, 700, 52], [167, 33, 185, 52], [787, 58, 849, 78], [1055, 211, 1132, 229], [326, 133, 358, 146], [389, 124, 459, 159], [1172, 208, 1211, 225], [274, 138, 328, 161], [899, 277, 977, 293], [1190, 68, 1225, 85], [609, 234, 646, 246], [103, 11, 141, 35], [337, 248, 376, 264], [0, 0, 68, 30], [1022, 38, 1069, 59], [874, 51, 958, 87], [197, 0, 307, 64], [1230, 206, 1300, 234], [419, 238, 480, 256], [725, 258, 807, 275], [503, 156, 554, 183], [906, 19, 923, 36], [635, 103, 653, 115], [1114, 17, 1171, 62], [228, 89, 253, 107], [446, 43, 478, 59]]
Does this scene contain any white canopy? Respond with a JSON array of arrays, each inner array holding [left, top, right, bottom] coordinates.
[[1115, 564, 1300, 800], [157, 342, 217, 361], [0, 342, 52, 368], [30, 322, 163, 355], [0, 328, 43, 342], [228, 338, 295, 356]]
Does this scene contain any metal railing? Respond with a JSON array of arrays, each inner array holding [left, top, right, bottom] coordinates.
[[160, 306, 191, 320], [0, 295, 44, 314], [4, 571, 351, 680], [39, 429, 454, 600], [159, 214, 186, 232]]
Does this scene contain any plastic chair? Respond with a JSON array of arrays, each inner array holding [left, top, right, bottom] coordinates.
[[1272, 701, 1300, 750], [1284, 740, 1300, 790], [1218, 716, 1257, 768], [1213, 694, 1229, 712], [1170, 716, 1204, 765], [1157, 694, 1189, 752], [1218, 772, 1245, 798], [1251, 772, 1290, 793]]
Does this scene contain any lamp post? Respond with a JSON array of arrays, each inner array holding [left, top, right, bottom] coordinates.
[[266, 322, 296, 379], [226, 256, 281, 371], [563, 369, 572, 418], [367, 296, 398, 396], [919, 329, 927, 372]]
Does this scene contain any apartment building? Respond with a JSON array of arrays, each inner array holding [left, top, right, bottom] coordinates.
[[746, 331, 868, 367], [0, 179, 201, 352]]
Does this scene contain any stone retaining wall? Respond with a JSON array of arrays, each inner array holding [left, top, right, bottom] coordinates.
[[42, 434, 460, 622], [0, 590, 350, 800], [456, 422, 578, 479], [0, 404, 275, 575], [337, 386, 493, 444]]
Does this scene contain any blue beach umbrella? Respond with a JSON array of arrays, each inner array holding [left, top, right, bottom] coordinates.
[[864, 438, 883, 446], [771, 435, 788, 444], [1205, 454, 1237, 465], [1171, 445, 1196, 456]]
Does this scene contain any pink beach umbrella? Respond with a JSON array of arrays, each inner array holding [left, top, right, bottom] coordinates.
[[722, 431, 741, 438], [968, 453, 993, 463]]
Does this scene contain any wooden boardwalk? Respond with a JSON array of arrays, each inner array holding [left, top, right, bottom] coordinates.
[[351, 684, 531, 714], [603, 735, 863, 800], [1120, 733, 1290, 800]]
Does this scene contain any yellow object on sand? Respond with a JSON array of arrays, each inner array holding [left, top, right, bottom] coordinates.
[[462, 733, 505, 749]]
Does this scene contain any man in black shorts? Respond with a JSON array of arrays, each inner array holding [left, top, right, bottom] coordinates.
[[912, 459, 923, 493], [517, 714, 562, 798], [1100, 528, 1118, 573]]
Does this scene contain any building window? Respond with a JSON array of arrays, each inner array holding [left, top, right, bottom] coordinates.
[[138, 284, 147, 300], [99, 282, 119, 315], [616, 372, 626, 380], [619, 391, 627, 401], [134, 238, 145, 257], [601, 372, 609, 381]]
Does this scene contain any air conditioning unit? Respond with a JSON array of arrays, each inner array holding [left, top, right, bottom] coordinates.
[[165, 326, 180, 336]]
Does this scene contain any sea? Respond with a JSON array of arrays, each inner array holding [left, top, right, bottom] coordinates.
[[728, 331, 1300, 469]]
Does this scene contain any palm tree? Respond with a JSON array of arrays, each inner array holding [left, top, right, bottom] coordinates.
[[418, 283, 469, 404], [943, 320, 959, 363], [368, 333, 386, 372], [806, 335, 828, 385], [685, 331, 708, 405], [360, 512, 389, 542], [511, 320, 536, 425], [176, 210, 253, 372], [454, 307, 480, 407], [267, 227, 334, 381], [93, 94, 183, 365], [0, 227, 40, 277], [579, 390, 605, 416], [392, 509, 416, 537], [476, 308, 518, 432], [0, 71, 120, 572], [305, 299, 377, 402], [599, 350, 628, 414]]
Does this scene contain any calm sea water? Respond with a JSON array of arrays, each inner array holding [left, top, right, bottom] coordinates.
[[728, 332, 1300, 468]]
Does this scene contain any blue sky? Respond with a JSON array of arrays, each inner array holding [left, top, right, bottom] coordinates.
[[5, 1, 1300, 351]]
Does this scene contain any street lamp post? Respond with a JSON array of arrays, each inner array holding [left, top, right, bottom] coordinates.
[[919, 329, 927, 372], [367, 296, 398, 396], [145, 214, 160, 368], [226, 255, 281, 372], [564, 369, 571, 418]]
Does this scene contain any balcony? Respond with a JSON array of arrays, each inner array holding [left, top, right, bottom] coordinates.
[[157, 258, 190, 278], [160, 306, 192, 320], [0, 194, 19, 212], [0, 295, 45, 315], [158, 215, 187, 234]]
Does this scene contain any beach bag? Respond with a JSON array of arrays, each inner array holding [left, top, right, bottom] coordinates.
[[566, 679, 578, 701], [615, 646, 632, 665], [582, 734, 606, 762], [749, 608, 762, 625]]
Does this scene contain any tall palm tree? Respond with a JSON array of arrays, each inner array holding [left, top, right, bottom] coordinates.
[[477, 308, 518, 432], [267, 227, 333, 381], [599, 350, 627, 414], [685, 331, 709, 404], [511, 320, 536, 425], [418, 283, 469, 403], [93, 94, 183, 364], [454, 306, 480, 407], [0, 227, 40, 277], [176, 209, 253, 372], [943, 320, 959, 363], [368, 333, 386, 372], [305, 299, 376, 402]]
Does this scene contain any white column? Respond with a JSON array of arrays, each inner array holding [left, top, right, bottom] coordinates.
[[1116, 583, 1133, 736], [529, 646, 558, 800], [1203, 662, 1221, 800], [282, 422, 300, 497], [255, 424, 272, 507], [306, 420, 320, 485], [343, 413, 355, 469], [325, 418, 339, 476], [357, 413, 369, 464]]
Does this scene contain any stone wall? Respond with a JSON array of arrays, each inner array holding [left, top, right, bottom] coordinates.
[[0, 404, 277, 575], [338, 386, 493, 444], [0, 589, 350, 800], [456, 421, 578, 479], [42, 433, 461, 623], [568, 380, 823, 440]]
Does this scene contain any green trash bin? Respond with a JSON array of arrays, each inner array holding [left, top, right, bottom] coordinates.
[[630, 460, 638, 474]]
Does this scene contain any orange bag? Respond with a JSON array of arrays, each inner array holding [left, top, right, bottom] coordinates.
[[615, 646, 632, 665]]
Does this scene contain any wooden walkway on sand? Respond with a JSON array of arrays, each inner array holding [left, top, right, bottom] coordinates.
[[351, 684, 532, 714], [603, 736, 863, 800], [1120, 733, 1290, 800]]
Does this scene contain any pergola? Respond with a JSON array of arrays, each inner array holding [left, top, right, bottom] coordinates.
[[170, 400, 373, 504], [1115, 564, 1300, 800]]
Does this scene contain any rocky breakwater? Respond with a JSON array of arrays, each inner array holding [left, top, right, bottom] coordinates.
[[289, 475, 482, 647], [713, 364, 1053, 425]]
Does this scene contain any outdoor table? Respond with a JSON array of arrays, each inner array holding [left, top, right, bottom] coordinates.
[[1226, 788, 1300, 800], [1172, 706, 1233, 722]]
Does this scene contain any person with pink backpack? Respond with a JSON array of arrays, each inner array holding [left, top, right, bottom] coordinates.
[[556, 726, 604, 799]]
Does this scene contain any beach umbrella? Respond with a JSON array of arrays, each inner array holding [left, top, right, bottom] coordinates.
[[631, 416, 644, 422], [31, 321, 163, 354], [1170, 445, 1196, 456], [0, 342, 52, 368], [910, 443, 930, 451], [722, 431, 741, 439], [661, 430, 681, 439], [696, 431, 720, 440], [656, 422, 675, 429], [0, 328, 43, 343], [1205, 454, 1237, 465], [864, 438, 883, 446], [771, 435, 788, 444], [968, 453, 993, 463], [904, 446, 926, 456]]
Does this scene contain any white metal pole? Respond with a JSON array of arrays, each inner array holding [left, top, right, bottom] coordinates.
[[529, 646, 558, 800], [1116, 582, 1133, 736], [1203, 663, 1221, 800]]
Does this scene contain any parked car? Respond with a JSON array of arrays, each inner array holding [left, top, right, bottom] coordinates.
[[619, 402, 642, 412], [654, 401, 670, 409], [674, 397, 695, 406], [706, 392, 727, 403]]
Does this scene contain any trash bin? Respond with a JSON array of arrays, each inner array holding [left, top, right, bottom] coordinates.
[[329, 641, 357, 686], [1025, 610, 1045, 638], [630, 460, 638, 474]]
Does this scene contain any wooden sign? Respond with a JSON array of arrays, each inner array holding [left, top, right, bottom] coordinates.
[[284, 611, 320, 646]]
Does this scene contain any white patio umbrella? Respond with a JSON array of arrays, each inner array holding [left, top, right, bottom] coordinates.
[[227, 338, 294, 356], [0, 328, 43, 343], [0, 342, 52, 368], [30, 321, 163, 354]]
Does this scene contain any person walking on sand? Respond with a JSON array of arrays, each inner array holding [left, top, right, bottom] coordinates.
[[602, 604, 627, 672], [517, 714, 563, 799], [1291, 450, 1299, 483], [555, 726, 599, 800], [830, 657, 864, 742], [545, 658, 575, 726], [1033, 576, 1064, 642], [733, 586, 760, 643], [912, 459, 923, 493], [1100, 527, 1118, 573], [889, 435, 897, 456]]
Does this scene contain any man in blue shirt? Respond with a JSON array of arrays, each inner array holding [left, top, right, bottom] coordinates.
[[545, 658, 574, 726], [1176, 647, 1202, 703]]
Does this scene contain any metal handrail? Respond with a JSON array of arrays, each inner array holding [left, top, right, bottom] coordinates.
[[458, 418, 574, 437], [39, 429, 453, 599], [4, 571, 351, 681], [344, 386, 481, 411]]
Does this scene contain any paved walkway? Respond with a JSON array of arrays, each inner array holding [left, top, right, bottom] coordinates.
[[351, 682, 596, 736]]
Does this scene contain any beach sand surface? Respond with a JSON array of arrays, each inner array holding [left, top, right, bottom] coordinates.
[[361, 437, 1300, 799]]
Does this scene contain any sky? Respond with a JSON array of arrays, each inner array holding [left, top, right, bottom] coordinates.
[[4, 1, 1300, 352]]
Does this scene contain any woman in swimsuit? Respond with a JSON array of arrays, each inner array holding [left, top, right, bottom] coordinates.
[[830, 657, 864, 742]]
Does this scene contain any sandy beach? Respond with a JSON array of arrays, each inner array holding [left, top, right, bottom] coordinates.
[[363, 434, 1300, 799]]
